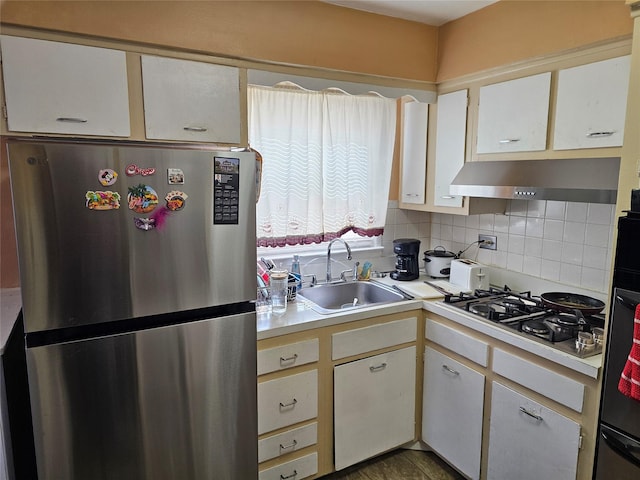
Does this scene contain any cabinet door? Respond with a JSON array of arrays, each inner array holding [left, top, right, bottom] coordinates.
[[487, 382, 580, 480], [433, 90, 466, 207], [477, 72, 551, 153], [553, 55, 631, 150], [401, 102, 428, 204], [334, 346, 416, 470], [1, 35, 130, 136], [141, 55, 240, 143], [422, 347, 484, 480]]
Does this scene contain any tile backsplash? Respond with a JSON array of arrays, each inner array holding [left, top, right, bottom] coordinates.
[[384, 200, 615, 293]]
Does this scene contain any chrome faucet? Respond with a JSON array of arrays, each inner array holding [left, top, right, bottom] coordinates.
[[326, 238, 352, 283]]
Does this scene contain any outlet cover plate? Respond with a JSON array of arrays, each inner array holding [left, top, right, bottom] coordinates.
[[479, 234, 497, 250]]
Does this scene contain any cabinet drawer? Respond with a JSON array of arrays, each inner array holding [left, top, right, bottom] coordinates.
[[425, 319, 489, 367], [259, 452, 318, 480], [258, 339, 319, 376], [493, 349, 585, 412], [258, 422, 317, 463], [332, 317, 417, 360], [258, 370, 318, 435]]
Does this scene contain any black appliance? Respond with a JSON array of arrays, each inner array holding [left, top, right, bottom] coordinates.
[[443, 287, 604, 358], [390, 238, 421, 281], [593, 202, 640, 479]]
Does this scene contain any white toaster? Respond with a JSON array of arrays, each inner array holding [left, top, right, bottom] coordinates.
[[449, 259, 490, 291]]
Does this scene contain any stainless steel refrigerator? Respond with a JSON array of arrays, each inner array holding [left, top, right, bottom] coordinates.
[[594, 209, 640, 479], [7, 138, 258, 479]]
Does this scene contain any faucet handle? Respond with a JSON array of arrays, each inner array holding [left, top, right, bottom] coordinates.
[[303, 274, 317, 287]]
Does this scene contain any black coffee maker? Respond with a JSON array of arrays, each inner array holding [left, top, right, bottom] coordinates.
[[390, 238, 421, 281]]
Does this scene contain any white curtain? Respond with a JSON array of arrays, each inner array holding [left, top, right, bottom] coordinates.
[[249, 84, 396, 247]]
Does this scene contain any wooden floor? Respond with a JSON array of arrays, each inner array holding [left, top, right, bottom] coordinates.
[[318, 449, 465, 480]]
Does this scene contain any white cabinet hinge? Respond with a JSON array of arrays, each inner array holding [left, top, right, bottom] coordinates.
[[578, 434, 583, 450], [1, 104, 7, 119]]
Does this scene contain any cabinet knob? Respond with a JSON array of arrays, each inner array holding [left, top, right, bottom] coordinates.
[[519, 406, 543, 421], [279, 353, 298, 365], [369, 363, 387, 372], [56, 117, 88, 123], [279, 398, 298, 409], [279, 439, 298, 451], [586, 131, 614, 138], [442, 364, 460, 375]]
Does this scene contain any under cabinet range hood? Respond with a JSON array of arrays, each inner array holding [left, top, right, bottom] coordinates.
[[449, 157, 620, 204]]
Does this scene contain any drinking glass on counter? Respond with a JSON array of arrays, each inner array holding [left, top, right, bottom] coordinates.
[[269, 269, 288, 315]]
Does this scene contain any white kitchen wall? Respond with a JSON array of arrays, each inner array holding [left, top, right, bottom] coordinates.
[[428, 200, 616, 293], [382, 200, 431, 260]]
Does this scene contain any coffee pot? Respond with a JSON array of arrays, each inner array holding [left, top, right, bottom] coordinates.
[[390, 238, 421, 281]]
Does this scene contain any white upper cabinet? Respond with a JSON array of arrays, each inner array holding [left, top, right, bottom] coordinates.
[[553, 55, 631, 150], [433, 90, 467, 207], [141, 55, 240, 143], [401, 101, 428, 204], [476, 72, 551, 153], [0, 35, 130, 136]]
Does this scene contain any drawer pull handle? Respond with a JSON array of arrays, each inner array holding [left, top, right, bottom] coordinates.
[[519, 406, 543, 421], [369, 363, 387, 372], [183, 126, 208, 132], [280, 470, 298, 479], [404, 193, 419, 197], [440, 195, 455, 199], [442, 364, 460, 375], [56, 117, 88, 123], [280, 353, 298, 364], [586, 131, 614, 138], [279, 439, 298, 451], [279, 399, 297, 409], [499, 138, 520, 144]]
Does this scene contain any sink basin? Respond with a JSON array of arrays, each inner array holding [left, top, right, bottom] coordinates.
[[297, 281, 406, 314]]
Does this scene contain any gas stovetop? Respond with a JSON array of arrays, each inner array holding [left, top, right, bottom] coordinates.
[[442, 287, 604, 358]]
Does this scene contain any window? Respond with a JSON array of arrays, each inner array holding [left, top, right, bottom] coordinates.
[[248, 83, 397, 251]]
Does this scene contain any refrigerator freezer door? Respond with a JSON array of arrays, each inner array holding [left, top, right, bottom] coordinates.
[[8, 141, 256, 333], [26, 312, 257, 480], [599, 289, 640, 440]]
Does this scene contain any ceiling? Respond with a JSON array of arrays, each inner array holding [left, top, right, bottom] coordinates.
[[322, 0, 498, 26]]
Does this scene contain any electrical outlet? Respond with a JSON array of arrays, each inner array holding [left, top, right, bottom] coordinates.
[[479, 234, 497, 250]]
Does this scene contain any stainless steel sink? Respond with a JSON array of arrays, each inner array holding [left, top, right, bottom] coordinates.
[[297, 281, 406, 314]]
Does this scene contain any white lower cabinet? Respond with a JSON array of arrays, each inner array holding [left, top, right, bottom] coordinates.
[[257, 370, 318, 435], [334, 346, 416, 471], [422, 346, 484, 480], [487, 382, 580, 480], [258, 452, 318, 480]]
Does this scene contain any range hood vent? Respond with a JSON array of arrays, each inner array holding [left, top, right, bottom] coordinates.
[[449, 157, 620, 204]]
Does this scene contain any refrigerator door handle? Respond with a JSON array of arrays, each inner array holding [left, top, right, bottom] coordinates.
[[601, 425, 640, 467], [615, 294, 638, 312]]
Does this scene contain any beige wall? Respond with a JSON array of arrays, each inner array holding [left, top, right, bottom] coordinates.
[[438, 0, 632, 82], [0, 1, 634, 288], [0, 0, 439, 82]]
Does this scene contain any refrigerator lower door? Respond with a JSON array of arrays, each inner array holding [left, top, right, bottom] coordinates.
[[595, 424, 640, 479], [26, 312, 257, 480]]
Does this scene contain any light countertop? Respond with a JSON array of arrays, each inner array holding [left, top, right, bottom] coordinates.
[[257, 274, 603, 378]]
